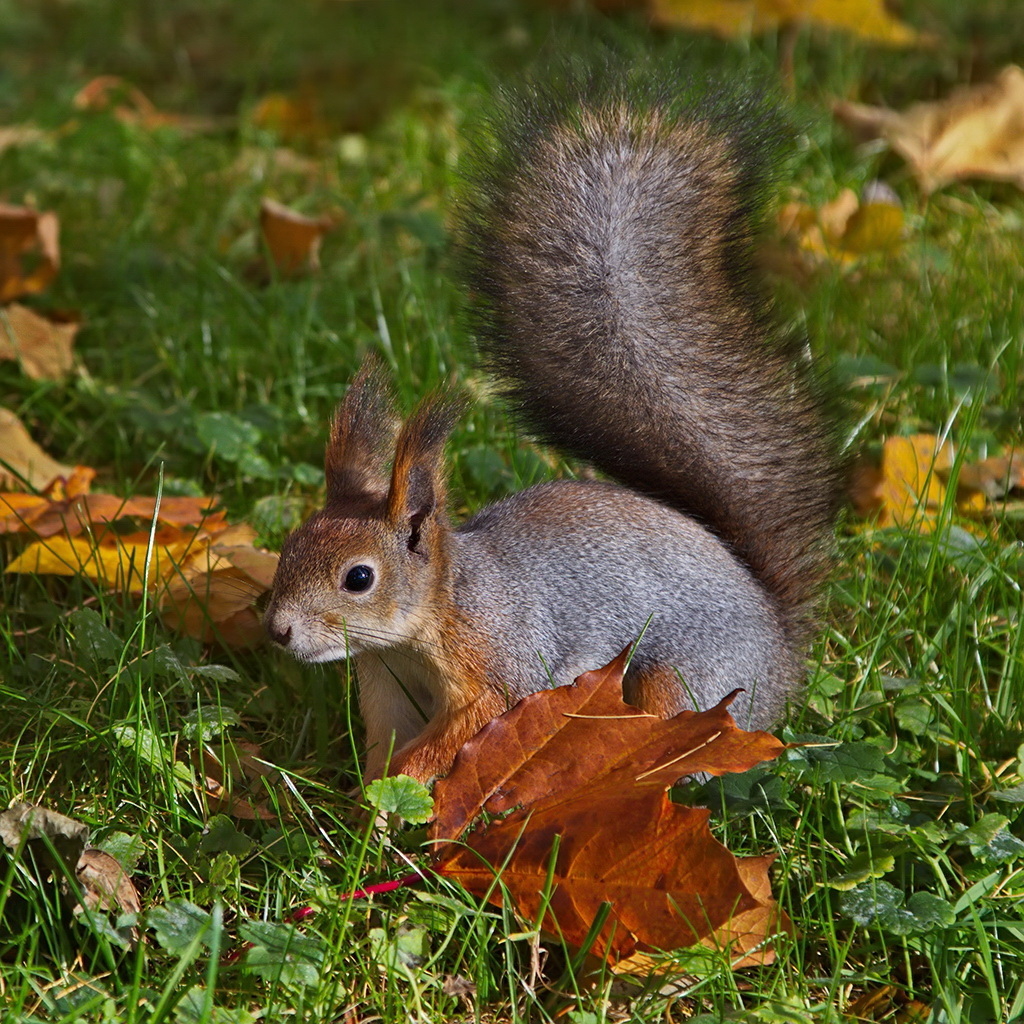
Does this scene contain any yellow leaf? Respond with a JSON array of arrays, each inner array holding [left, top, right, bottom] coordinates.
[[6, 532, 201, 594], [859, 435, 986, 530], [778, 188, 903, 267], [798, 0, 922, 45], [650, 0, 758, 35], [879, 435, 948, 527], [834, 65, 1024, 192], [651, 0, 923, 45], [840, 202, 905, 254]]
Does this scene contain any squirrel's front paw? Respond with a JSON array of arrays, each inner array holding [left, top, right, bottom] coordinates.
[[386, 741, 455, 786]]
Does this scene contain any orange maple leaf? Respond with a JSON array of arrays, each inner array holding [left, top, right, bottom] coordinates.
[[431, 651, 789, 968]]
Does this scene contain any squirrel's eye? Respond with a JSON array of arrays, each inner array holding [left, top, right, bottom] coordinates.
[[343, 564, 375, 593]]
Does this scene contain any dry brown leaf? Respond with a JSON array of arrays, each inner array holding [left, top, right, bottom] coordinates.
[[1, 489, 224, 539], [432, 650, 789, 969], [0, 469, 224, 537], [834, 65, 1024, 192], [0, 464, 94, 533], [251, 92, 332, 144], [160, 527, 279, 648], [3, 490, 233, 596], [899, 1001, 932, 1022], [2, 484, 228, 594], [0, 801, 89, 870], [0, 408, 77, 490], [0, 803, 141, 947], [259, 198, 336, 276], [0, 303, 80, 379], [845, 985, 902, 1020], [0, 460, 269, 645], [76, 846, 142, 948], [0, 203, 60, 302], [0, 125, 47, 154], [955, 451, 1024, 499], [651, 0, 923, 45], [73, 75, 222, 133]]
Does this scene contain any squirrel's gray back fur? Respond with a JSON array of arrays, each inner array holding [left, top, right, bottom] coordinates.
[[453, 479, 794, 729], [463, 69, 844, 648]]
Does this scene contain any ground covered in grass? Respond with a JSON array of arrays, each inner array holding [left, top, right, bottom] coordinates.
[[2, 1, 1024, 1021]]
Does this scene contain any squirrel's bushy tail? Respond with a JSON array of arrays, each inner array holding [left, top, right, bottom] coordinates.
[[462, 65, 844, 644]]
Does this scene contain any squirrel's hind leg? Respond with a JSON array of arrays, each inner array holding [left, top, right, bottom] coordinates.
[[623, 662, 689, 718]]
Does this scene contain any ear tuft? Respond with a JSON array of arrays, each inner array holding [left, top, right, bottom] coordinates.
[[325, 358, 398, 507], [386, 391, 464, 538]]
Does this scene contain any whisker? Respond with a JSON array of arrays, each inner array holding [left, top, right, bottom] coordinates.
[[210, 578, 270, 599], [316, 621, 443, 652]]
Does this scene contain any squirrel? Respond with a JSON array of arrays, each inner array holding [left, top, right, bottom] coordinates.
[[264, 68, 844, 785]]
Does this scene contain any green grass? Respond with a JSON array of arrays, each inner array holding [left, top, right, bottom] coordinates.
[[2, 0, 1024, 1021]]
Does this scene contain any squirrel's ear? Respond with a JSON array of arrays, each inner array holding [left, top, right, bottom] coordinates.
[[325, 360, 398, 506], [386, 392, 462, 546]]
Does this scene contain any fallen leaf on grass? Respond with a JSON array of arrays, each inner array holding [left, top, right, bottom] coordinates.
[[73, 75, 222, 133], [778, 187, 904, 267], [0, 202, 59, 302], [0, 125, 47, 154], [610, 854, 784, 972], [431, 650, 789, 969], [0, 465, 96, 531], [955, 450, 1024, 500], [7, 519, 272, 645], [77, 847, 142, 917], [1, 461, 274, 648], [2, 473, 229, 594], [851, 434, 987, 528], [0, 802, 141, 947], [74, 75, 165, 125], [651, 0, 923, 46], [0, 408, 78, 490], [0, 302, 80, 379], [834, 65, 1024, 193], [0, 801, 88, 871], [259, 198, 336, 276], [844, 985, 933, 1022], [6, 527, 200, 593], [161, 524, 279, 648], [250, 92, 332, 144], [0, 476, 224, 539]]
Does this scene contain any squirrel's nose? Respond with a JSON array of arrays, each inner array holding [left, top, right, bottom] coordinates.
[[265, 617, 292, 647]]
